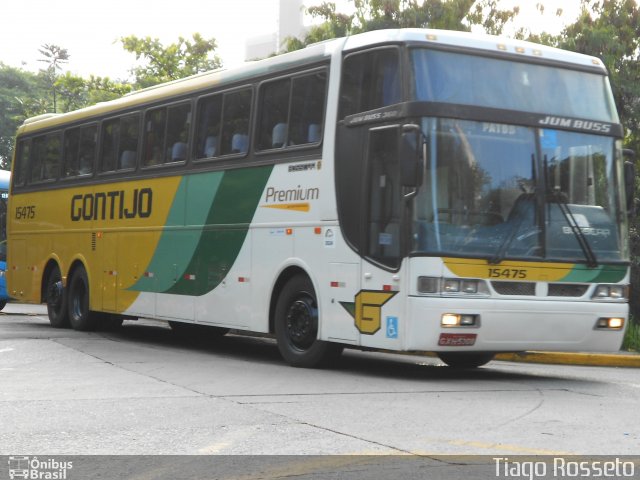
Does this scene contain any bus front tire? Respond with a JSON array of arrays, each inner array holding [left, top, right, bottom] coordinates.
[[46, 266, 69, 328], [275, 274, 342, 368], [67, 267, 97, 331], [437, 352, 495, 368]]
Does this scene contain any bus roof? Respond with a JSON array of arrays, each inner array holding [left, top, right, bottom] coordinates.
[[17, 28, 607, 135], [342, 28, 606, 71]]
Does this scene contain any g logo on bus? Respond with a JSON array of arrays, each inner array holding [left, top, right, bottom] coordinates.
[[340, 290, 397, 335]]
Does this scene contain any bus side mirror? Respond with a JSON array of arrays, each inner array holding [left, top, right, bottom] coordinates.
[[623, 149, 636, 216], [400, 126, 423, 188]]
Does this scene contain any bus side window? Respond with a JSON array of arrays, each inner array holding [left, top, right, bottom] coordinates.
[[118, 114, 140, 170], [339, 48, 401, 118], [31, 133, 61, 183], [100, 119, 120, 172], [195, 94, 222, 160], [220, 88, 252, 156], [290, 71, 326, 145], [257, 78, 291, 150], [166, 103, 191, 163], [13, 140, 30, 187], [143, 103, 190, 166], [78, 125, 97, 175], [64, 125, 96, 177]]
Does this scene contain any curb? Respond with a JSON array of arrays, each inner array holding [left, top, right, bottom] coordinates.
[[494, 351, 640, 368]]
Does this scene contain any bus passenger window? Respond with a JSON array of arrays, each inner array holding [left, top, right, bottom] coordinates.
[[118, 114, 139, 170], [78, 126, 97, 175], [290, 71, 326, 145], [195, 94, 222, 159], [100, 119, 119, 172], [166, 103, 191, 163], [64, 125, 96, 177], [257, 78, 291, 150], [144, 103, 190, 166], [31, 133, 61, 182], [144, 108, 166, 166], [13, 140, 30, 186], [220, 89, 252, 156], [256, 70, 326, 151]]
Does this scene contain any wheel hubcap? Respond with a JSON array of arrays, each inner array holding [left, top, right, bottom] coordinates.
[[286, 296, 317, 350]]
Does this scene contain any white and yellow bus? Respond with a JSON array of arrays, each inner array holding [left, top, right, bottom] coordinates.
[[8, 29, 634, 368]]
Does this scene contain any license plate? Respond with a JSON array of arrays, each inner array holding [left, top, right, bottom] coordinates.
[[438, 333, 477, 346]]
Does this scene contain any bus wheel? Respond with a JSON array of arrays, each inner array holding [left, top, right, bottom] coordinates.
[[275, 274, 342, 368], [46, 266, 69, 328], [437, 352, 495, 368], [67, 267, 97, 331]]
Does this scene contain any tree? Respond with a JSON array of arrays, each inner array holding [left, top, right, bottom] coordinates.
[[37, 44, 70, 113], [55, 73, 132, 113], [282, 0, 520, 51], [0, 64, 47, 169], [120, 33, 222, 89]]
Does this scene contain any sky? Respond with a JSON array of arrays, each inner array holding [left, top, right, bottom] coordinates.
[[0, 0, 582, 81]]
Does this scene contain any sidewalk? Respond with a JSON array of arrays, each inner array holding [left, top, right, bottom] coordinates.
[[495, 351, 640, 368]]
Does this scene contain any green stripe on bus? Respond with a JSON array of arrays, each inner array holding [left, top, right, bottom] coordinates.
[[130, 165, 273, 296], [561, 264, 627, 283]]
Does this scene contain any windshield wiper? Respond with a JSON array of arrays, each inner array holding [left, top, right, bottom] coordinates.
[[549, 188, 598, 268], [488, 193, 537, 265]]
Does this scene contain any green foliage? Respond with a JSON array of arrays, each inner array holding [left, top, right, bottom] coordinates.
[[0, 32, 220, 170], [282, 0, 520, 51], [120, 33, 222, 89], [55, 73, 132, 113], [37, 44, 70, 113], [622, 317, 640, 352], [0, 64, 46, 169]]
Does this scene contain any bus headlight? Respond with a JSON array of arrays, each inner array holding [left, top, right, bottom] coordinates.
[[417, 277, 488, 296], [592, 285, 628, 300]]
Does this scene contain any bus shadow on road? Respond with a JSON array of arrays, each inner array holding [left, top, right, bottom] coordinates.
[[93, 320, 598, 385]]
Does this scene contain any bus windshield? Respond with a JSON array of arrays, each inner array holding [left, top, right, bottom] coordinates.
[[411, 48, 619, 123], [412, 118, 628, 263]]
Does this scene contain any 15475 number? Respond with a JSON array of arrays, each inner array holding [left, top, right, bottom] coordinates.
[[487, 268, 527, 279], [15, 205, 36, 220]]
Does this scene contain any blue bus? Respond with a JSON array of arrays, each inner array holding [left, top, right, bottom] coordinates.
[[0, 169, 10, 309]]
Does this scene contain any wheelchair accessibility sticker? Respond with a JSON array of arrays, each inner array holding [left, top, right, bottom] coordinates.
[[386, 316, 398, 339]]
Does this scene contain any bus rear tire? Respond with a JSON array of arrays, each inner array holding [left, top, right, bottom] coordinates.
[[437, 352, 495, 368], [67, 266, 97, 331], [46, 266, 69, 328], [275, 274, 342, 368]]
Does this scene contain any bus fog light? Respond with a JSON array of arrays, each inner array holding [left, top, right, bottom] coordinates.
[[441, 314, 460, 326], [595, 317, 624, 329], [459, 314, 478, 326], [441, 313, 478, 327]]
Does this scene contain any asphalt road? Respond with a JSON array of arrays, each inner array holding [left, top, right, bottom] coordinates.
[[0, 303, 638, 477]]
